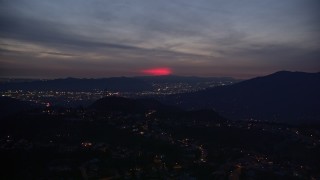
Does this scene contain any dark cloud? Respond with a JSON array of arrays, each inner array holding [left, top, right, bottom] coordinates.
[[0, 14, 140, 51]]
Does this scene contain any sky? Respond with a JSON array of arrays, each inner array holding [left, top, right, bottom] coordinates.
[[0, 0, 319, 79]]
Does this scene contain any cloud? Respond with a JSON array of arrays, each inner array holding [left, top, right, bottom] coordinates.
[[0, 0, 319, 78]]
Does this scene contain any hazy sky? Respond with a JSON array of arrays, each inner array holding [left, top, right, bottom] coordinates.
[[0, 0, 319, 78]]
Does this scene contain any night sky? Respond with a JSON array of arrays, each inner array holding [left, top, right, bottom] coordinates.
[[0, 0, 319, 78]]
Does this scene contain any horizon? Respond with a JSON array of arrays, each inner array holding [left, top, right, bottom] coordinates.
[[0, 74, 243, 80], [0, 70, 319, 81]]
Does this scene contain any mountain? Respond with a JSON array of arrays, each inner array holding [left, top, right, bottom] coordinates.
[[0, 76, 237, 92], [136, 75, 236, 84], [90, 96, 171, 113], [165, 71, 320, 123], [0, 77, 152, 92], [90, 96, 226, 123]]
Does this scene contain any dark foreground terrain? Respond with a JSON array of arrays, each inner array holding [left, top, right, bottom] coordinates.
[[1, 96, 320, 179]]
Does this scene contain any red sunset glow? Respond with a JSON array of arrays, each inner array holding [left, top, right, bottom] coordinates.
[[141, 67, 172, 76]]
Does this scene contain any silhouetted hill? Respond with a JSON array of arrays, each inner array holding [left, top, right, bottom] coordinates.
[[166, 71, 320, 123], [137, 75, 236, 84], [0, 76, 237, 92], [0, 97, 39, 118], [90, 96, 170, 113], [90, 96, 226, 123], [0, 77, 152, 92]]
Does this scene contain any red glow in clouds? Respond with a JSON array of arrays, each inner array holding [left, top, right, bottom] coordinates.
[[141, 67, 172, 76]]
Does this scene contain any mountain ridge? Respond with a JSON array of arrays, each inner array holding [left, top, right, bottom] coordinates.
[[164, 71, 320, 123], [0, 76, 237, 92]]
